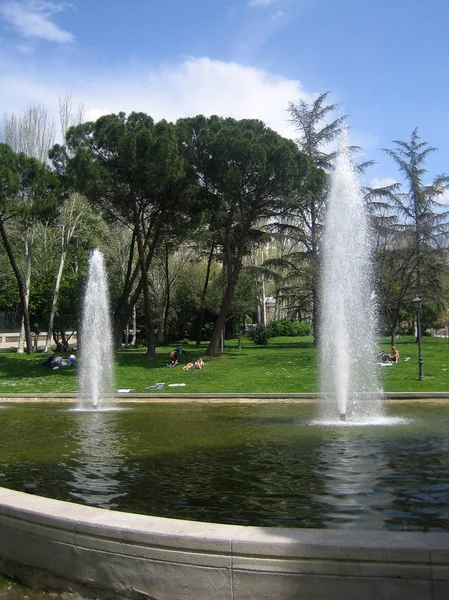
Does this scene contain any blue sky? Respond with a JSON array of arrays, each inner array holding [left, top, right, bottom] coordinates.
[[1, 0, 448, 196]]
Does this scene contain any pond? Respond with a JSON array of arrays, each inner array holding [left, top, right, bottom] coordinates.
[[1, 401, 448, 532]]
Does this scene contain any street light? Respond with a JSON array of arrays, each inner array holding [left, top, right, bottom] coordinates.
[[413, 296, 425, 380]]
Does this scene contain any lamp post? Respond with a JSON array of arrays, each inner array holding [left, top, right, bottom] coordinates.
[[413, 296, 425, 380]]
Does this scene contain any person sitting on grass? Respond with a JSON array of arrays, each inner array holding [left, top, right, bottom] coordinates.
[[167, 351, 179, 368], [387, 346, 400, 363], [377, 349, 388, 362]]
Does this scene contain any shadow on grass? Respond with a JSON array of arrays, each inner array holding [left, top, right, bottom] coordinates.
[[0, 352, 78, 383], [241, 341, 316, 350]]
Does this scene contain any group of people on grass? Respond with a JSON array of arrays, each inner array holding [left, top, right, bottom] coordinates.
[[377, 346, 400, 363], [166, 347, 205, 370], [44, 353, 77, 369]]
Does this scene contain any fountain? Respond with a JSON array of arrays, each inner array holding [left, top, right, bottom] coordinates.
[[319, 137, 383, 422], [78, 249, 115, 409], [1, 143, 448, 600]]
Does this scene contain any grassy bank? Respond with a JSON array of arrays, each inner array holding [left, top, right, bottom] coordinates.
[[0, 335, 447, 395]]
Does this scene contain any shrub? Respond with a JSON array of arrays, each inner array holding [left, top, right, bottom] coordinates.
[[267, 319, 312, 337], [250, 324, 270, 345]]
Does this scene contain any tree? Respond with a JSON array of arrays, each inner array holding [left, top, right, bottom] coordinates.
[[282, 92, 345, 342], [1, 104, 55, 163], [55, 112, 199, 357], [372, 129, 449, 340], [1, 105, 56, 351], [42, 93, 87, 352], [42, 194, 100, 352], [177, 115, 320, 356], [383, 128, 449, 296], [0, 144, 59, 353]]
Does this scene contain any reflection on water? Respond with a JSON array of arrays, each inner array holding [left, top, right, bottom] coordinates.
[[68, 411, 126, 509], [313, 428, 393, 529], [0, 403, 448, 531]]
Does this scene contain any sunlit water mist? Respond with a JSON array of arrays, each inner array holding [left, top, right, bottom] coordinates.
[[319, 139, 383, 422], [78, 249, 115, 409]]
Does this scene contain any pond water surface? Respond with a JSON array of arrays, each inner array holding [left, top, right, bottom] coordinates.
[[0, 402, 448, 531]]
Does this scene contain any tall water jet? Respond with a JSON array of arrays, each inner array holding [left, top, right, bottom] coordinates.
[[78, 249, 115, 409], [319, 137, 383, 422]]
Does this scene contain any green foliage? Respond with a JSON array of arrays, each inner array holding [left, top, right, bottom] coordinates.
[[249, 324, 270, 345], [371, 129, 449, 339], [59, 112, 201, 352], [267, 319, 312, 337], [177, 115, 323, 355], [166, 260, 204, 340]]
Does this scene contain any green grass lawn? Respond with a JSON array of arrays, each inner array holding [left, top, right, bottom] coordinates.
[[0, 335, 448, 395]]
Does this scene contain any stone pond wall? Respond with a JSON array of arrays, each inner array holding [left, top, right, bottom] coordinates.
[[0, 486, 448, 599]]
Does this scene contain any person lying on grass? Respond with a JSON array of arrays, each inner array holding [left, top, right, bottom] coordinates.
[[182, 359, 205, 371]]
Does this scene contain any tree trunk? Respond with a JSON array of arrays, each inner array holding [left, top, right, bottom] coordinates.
[[206, 240, 246, 357], [391, 331, 396, 347], [312, 285, 319, 347], [124, 322, 129, 348], [133, 207, 156, 359], [17, 320, 25, 354], [0, 221, 33, 354], [113, 213, 164, 352], [43, 248, 67, 353], [131, 305, 137, 346], [17, 236, 32, 353], [196, 241, 215, 346], [261, 247, 266, 326], [112, 229, 138, 348], [163, 243, 170, 346]]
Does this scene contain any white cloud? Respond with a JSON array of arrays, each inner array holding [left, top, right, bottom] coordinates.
[[368, 177, 397, 189], [0, 57, 314, 142], [0, 1, 74, 43], [437, 188, 449, 205]]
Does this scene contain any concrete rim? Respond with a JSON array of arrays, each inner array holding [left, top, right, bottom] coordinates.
[[1, 392, 449, 402]]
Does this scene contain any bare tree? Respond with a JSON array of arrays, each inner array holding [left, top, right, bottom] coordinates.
[[1, 105, 56, 352], [43, 94, 86, 352], [2, 105, 56, 163]]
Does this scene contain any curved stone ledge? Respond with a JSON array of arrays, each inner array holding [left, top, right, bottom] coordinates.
[[2, 392, 449, 403], [0, 487, 448, 599]]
